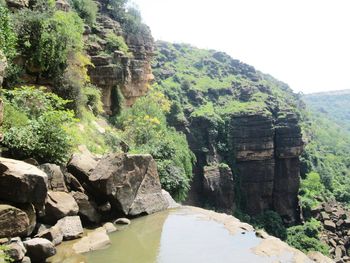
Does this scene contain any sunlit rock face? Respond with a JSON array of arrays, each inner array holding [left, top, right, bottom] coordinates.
[[87, 7, 154, 114]]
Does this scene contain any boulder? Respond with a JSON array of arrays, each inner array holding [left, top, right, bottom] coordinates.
[[71, 191, 100, 224], [23, 238, 56, 262], [72, 227, 110, 254], [162, 189, 180, 209], [21, 256, 31, 263], [89, 153, 168, 216], [39, 164, 67, 192], [35, 226, 63, 246], [0, 158, 48, 207], [42, 191, 79, 224], [0, 204, 36, 238], [55, 216, 83, 240], [7, 237, 26, 262], [64, 173, 85, 193], [103, 222, 117, 233], [67, 152, 97, 184], [114, 218, 130, 225], [324, 220, 336, 232]]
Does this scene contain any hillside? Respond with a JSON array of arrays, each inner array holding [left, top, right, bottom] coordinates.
[[303, 89, 350, 132], [153, 41, 305, 222], [0, 0, 346, 261]]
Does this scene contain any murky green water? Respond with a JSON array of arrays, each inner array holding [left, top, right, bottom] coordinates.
[[84, 207, 264, 263]]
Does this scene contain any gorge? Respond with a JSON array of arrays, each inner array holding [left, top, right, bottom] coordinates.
[[0, 0, 349, 262]]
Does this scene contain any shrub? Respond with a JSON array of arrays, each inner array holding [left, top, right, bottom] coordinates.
[[14, 9, 84, 80], [105, 33, 130, 55], [252, 210, 287, 240], [1, 86, 75, 164], [70, 0, 98, 25], [116, 88, 195, 201], [0, 5, 17, 60], [82, 84, 104, 115], [286, 219, 329, 255]]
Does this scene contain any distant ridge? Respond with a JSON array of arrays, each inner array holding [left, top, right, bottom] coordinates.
[[304, 89, 350, 96]]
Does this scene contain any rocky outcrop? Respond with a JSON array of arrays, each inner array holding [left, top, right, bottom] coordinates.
[[87, 10, 154, 113], [184, 110, 303, 223], [202, 164, 235, 213], [232, 112, 304, 222], [39, 164, 68, 192], [89, 153, 168, 216]]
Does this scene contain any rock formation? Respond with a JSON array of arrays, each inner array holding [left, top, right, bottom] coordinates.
[[87, 3, 154, 113]]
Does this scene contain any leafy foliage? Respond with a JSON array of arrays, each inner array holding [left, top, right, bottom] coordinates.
[[286, 219, 329, 255], [116, 87, 195, 201], [105, 33, 130, 56], [0, 5, 17, 60], [1, 86, 76, 164], [70, 0, 98, 26], [13, 9, 84, 80], [251, 210, 287, 240]]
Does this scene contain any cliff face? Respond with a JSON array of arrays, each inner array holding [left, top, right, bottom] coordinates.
[[87, 5, 154, 113], [153, 41, 304, 222]]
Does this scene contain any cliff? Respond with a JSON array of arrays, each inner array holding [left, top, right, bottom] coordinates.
[[153, 41, 304, 223], [87, 3, 155, 112]]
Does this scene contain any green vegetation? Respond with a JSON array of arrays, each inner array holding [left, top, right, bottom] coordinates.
[[286, 219, 329, 255], [70, 0, 98, 26], [0, 5, 17, 60], [116, 87, 195, 201], [1, 86, 76, 164], [105, 33, 130, 55], [0, 245, 12, 263], [251, 210, 287, 240], [300, 100, 350, 205]]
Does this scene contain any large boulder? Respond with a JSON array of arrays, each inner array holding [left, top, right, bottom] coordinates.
[[0, 158, 48, 207], [42, 191, 79, 224], [72, 227, 110, 254], [39, 164, 67, 192], [89, 153, 168, 216], [23, 238, 56, 262], [71, 191, 100, 224], [0, 204, 36, 238], [67, 151, 97, 184], [55, 216, 83, 240]]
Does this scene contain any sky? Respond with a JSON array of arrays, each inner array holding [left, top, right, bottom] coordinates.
[[131, 0, 350, 94]]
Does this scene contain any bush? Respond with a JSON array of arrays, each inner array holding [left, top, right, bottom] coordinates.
[[0, 5, 17, 60], [252, 210, 287, 240], [286, 219, 329, 255], [82, 85, 104, 115], [116, 88, 195, 201], [14, 9, 84, 80], [70, 0, 98, 26], [1, 86, 75, 164], [299, 172, 328, 219], [105, 33, 130, 55]]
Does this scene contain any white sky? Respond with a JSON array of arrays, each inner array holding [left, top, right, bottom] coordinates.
[[131, 0, 350, 93]]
